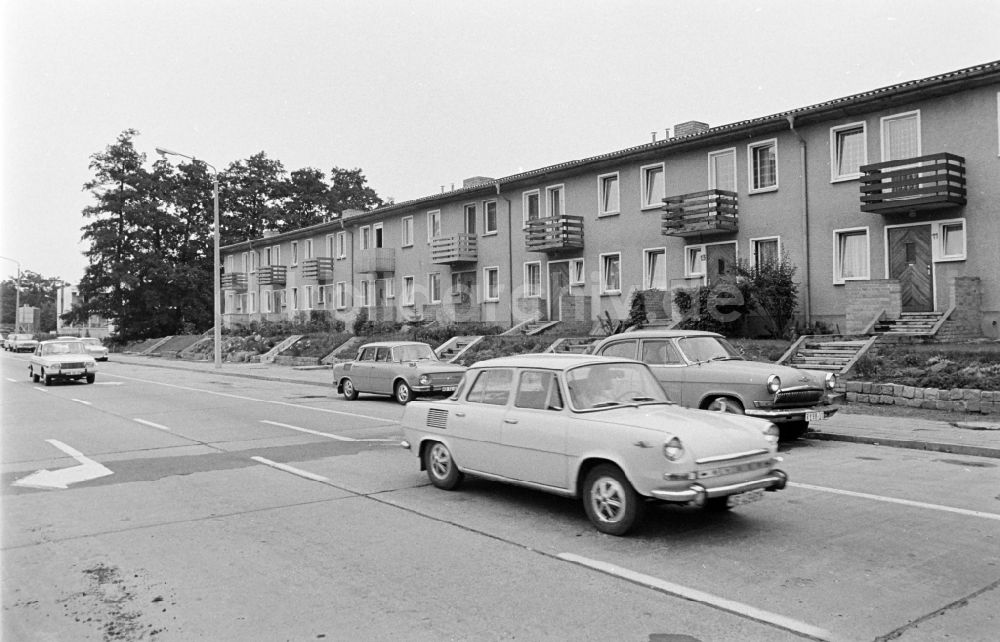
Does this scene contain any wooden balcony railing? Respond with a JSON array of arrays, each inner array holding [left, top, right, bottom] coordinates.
[[661, 189, 738, 237], [431, 233, 478, 264], [221, 272, 248, 291], [525, 215, 584, 253], [859, 153, 966, 214], [357, 248, 396, 273], [300, 257, 335, 283], [256, 265, 288, 286]]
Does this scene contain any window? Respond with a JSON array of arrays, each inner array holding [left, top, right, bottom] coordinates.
[[290, 288, 299, 310], [429, 273, 442, 303], [569, 258, 585, 286], [326, 234, 336, 258], [402, 276, 415, 306], [303, 286, 314, 309], [546, 185, 564, 217], [304, 239, 313, 259], [484, 200, 497, 235], [360, 280, 371, 307], [360, 226, 371, 251], [642, 340, 683, 366], [524, 262, 541, 297], [751, 237, 780, 269], [833, 227, 870, 284], [831, 123, 867, 181], [291, 242, 298, 265], [484, 267, 500, 301], [599, 339, 637, 359], [240, 252, 248, 272], [600, 253, 621, 294], [264, 247, 272, 266], [598, 173, 620, 216], [466, 368, 513, 406], [936, 220, 966, 261], [643, 248, 666, 289], [336, 232, 347, 258], [248, 291, 257, 313], [708, 148, 736, 192], [685, 245, 706, 277], [316, 286, 326, 305], [272, 246, 281, 265], [464, 204, 477, 234], [427, 211, 441, 243], [250, 251, 257, 272], [522, 190, 540, 227], [401, 216, 414, 247], [748, 139, 777, 192], [514, 370, 563, 411], [373, 223, 383, 248], [385, 278, 395, 299], [335, 282, 347, 309], [641, 163, 665, 209], [881, 111, 920, 161]]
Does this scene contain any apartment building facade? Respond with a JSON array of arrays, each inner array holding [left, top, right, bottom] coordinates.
[[220, 60, 1000, 339]]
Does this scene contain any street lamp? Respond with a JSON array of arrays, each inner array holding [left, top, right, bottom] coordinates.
[[0, 255, 21, 331], [155, 147, 222, 369]]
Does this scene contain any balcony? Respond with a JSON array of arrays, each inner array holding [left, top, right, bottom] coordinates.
[[431, 233, 478, 265], [257, 265, 287, 286], [357, 248, 396, 274], [300, 257, 335, 283], [661, 190, 738, 237], [221, 272, 248, 291], [859, 153, 966, 214], [525, 215, 584, 254]]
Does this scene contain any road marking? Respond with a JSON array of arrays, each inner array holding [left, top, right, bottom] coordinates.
[[72, 399, 92, 405], [790, 482, 1000, 522], [260, 419, 398, 442], [95, 381, 123, 386], [558, 553, 839, 642], [13, 439, 114, 490], [250, 456, 330, 483], [6, 377, 17, 382], [34, 387, 48, 392], [134, 418, 171, 432]]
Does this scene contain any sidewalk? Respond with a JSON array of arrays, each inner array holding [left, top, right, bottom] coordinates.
[[108, 353, 1000, 459]]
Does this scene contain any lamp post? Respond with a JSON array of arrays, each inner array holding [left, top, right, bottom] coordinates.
[[0, 255, 21, 331], [155, 147, 222, 369]]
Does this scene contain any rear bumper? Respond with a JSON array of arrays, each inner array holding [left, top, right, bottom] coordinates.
[[745, 406, 838, 423], [650, 469, 788, 503]]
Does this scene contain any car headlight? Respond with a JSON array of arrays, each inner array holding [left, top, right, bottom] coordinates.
[[764, 423, 780, 444], [825, 372, 837, 389], [663, 437, 684, 461], [766, 374, 781, 394], [418, 375, 429, 385]]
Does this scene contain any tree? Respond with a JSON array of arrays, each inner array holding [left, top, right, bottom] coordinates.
[[219, 152, 288, 244], [2, 271, 63, 331], [328, 167, 384, 213], [736, 254, 800, 339]]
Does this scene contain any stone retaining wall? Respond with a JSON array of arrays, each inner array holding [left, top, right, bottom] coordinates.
[[844, 381, 998, 414]]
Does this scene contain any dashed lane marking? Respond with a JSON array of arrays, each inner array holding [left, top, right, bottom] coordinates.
[[250, 456, 331, 483], [133, 418, 172, 432], [72, 399, 92, 405], [789, 482, 1000, 521], [260, 419, 398, 443]]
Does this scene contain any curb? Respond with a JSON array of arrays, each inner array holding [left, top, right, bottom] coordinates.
[[110, 358, 331, 389], [804, 431, 1000, 460]]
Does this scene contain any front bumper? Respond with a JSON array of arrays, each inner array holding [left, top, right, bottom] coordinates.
[[412, 384, 458, 395], [650, 469, 788, 503], [745, 406, 838, 423]]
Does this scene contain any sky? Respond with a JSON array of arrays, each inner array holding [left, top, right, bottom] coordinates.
[[2, 0, 999, 285]]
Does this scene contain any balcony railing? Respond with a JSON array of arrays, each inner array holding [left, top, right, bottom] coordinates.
[[431, 233, 478, 264], [525, 215, 584, 253], [257, 265, 288, 286], [357, 248, 396, 273], [859, 153, 966, 214], [661, 189, 738, 237], [300, 257, 335, 283], [221, 272, 248, 291]]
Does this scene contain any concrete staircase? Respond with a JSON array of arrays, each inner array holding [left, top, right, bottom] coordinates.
[[545, 337, 599, 354], [523, 320, 560, 335], [875, 311, 949, 337], [435, 336, 484, 363], [259, 335, 303, 363], [779, 335, 878, 374]]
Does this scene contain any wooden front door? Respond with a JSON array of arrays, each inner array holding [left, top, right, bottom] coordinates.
[[888, 225, 933, 312], [706, 242, 737, 286], [548, 262, 571, 321]]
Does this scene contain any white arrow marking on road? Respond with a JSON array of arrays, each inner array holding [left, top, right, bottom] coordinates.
[[13, 439, 114, 490]]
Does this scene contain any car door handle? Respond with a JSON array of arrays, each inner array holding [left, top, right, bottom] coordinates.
[[455, 412, 466, 417], [504, 419, 518, 424]]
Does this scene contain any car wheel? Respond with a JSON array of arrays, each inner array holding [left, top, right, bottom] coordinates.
[[341, 378, 358, 401], [43, 371, 52, 386], [582, 464, 644, 536], [424, 441, 463, 490], [706, 396, 745, 414], [86, 374, 96, 384], [780, 421, 809, 441], [394, 380, 413, 405]]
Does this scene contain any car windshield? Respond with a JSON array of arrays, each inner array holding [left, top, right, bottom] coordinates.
[[15, 334, 34, 341], [565, 362, 670, 411], [394, 344, 436, 362], [676, 336, 744, 363], [41, 342, 86, 356], [81, 338, 102, 346]]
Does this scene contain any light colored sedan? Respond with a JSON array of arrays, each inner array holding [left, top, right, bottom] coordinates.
[[29, 340, 98, 385], [78, 337, 109, 361], [591, 330, 838, 439], [401, 354, 787, 536], [8, 334, 38, 353], [333, 341, 467, 404]]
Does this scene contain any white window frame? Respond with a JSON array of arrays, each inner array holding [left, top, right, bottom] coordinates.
[[248, 291, 257, 313], [335, 282, 347, 309], [360, 280, 371, 308], [684, 244, 706, 278], [225, 254, 235, 272], [401, 216, 414, 247], [569, 258, 585, 286], [748, 139, 778, 193], [935, 219, 966, 262], [304, 238, 313, 259], [360, 225, 371, 251], [880, 110, 922, 161], [240, 252, 248, 272], [303, 285, 314, 310], [316, 286, 326, 306], [272, 246, 281, 265], [708, 148, 737, 192], [463, 203, 477, 234], [483, 200, 498, 235], [336, 232, 347, 259], [326, 234, 336, 258], [524, 261, 542, 298], [290, 241, 298, 266], [600, 252, 622, 294], [642, 248, 667, 289], [522, 190, 541, 228], [290, 287, 299, 310], [427, 210, 441, 243], [428, 273, 442, 304], [833, 226, 871, 285], [373, 222, 383, 248], [750, 236, 782, 269], [484, 266, 500, 302], [384, 278, 395, 299], [402, 276, 415, 306], [830, 122, 868, 182], [545, 184, 564, 218], [597, 172, 620, 217], [640, 163, 665, 210]]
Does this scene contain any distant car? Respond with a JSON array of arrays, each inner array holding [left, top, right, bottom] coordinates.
[[29, 340, 98, 385], [401, 354, 787, 536], [78, 337, 109, 361], [8, 334, 39, 353], [333, 341, 467, 404], [590, 329, 838, 439]]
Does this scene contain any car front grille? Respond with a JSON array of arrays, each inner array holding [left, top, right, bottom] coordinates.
[[426, 408, 449, 429], [428, 372, 463, 386], [61, 362, 87, 369], [774, 388, 823, 407]]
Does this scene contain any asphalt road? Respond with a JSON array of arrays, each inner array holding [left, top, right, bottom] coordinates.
[[2, 353, 998, 641]]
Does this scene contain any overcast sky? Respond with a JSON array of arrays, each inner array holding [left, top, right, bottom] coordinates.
[[2, 0, 998, 284]]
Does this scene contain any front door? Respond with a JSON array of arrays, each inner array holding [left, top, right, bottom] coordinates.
[[888, 226, 933, 312], [705, 242, 737, 286], [548, 262, 571, 321]]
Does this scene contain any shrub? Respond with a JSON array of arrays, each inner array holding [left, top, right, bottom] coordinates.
[[673, 280, 754, 335], [736, 253, 799, 339]]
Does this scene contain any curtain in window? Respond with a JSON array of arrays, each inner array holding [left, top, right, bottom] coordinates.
[[838, 232, 867, 279], [601, 176, 619, 212], [548, 189, 562, 217], [754, 239, 779, 267], [603, 255, 621, 291], [836, 128, 865, 176], [526, 194, 540, 221], [645, 250, 665, 288], [526, 264, 540, 296], [710, 151, 736, 192], [752, 145, 776, 189], [884, 115, 918, 161]]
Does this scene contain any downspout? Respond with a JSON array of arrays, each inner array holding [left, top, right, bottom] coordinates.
[[786, 115, 812, 329], [497, 182, 514, 327]]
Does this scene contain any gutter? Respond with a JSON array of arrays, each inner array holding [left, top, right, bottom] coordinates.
[[786, 115, 812, 328]]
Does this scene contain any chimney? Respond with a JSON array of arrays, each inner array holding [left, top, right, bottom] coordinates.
[[672, 121, 710, 138], [262, 229, 278, 238], [463, 176, 495, 188], [342, 208, 364, 218], [651, 131, 657, 143]]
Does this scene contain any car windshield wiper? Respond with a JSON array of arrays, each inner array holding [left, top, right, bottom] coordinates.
[[591, 401, 621, 408], [629, 396, 658, 402]]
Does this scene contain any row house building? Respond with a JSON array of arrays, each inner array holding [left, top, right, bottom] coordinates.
[[220, 60, 1000, 339]]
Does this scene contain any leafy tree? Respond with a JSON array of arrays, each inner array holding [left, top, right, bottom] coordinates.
[[2, 271, 63, 331], [328, 167, 384, 213], [219, 152, 288, 244], [284, 167, 335, 231], [736, 254, 800, 339]]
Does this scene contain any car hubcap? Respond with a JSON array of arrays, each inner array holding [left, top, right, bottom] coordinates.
[[398, 385, 409, 402], [430, 445, 451, 479], [591, 478, 625, 523], [344, 381, 354, 395]]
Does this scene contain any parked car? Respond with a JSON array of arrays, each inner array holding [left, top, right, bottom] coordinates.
[[590, 330, 838, 439], [401, 354, 787, 535], [333, 341, 467, 404], [78, 337, 109, 361], [28, 340, 98, 385], [8, 334, 39, 353]]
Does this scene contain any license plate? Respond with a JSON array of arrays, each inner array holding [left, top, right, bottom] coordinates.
[[440, 386, 456, 392], [805, 411, 824, 422], [728, 488, 765, 507], [63, 369, 84, 376]]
